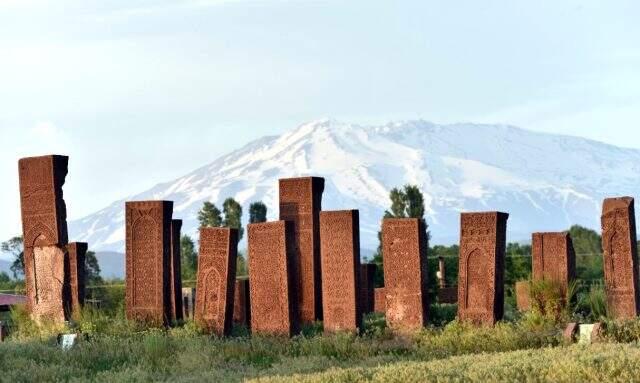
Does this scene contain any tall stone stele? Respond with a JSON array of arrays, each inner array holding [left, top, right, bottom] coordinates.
[[382, 218, 429, 332], [458, 212, 508, 326], [601, 197, 640, 319], [194, 227, 238, 336], [67, 242, 88, 317], [169, 219, 184, 323], [319, 210, 362, 333], [279, 176, 325, 323], [125, 200, 173, 326], [248, 221, 299, 336], [531, 232, 576, 294], [18, 155, 70, 323]]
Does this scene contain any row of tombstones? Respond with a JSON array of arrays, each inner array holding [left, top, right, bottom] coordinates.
[[17, 156, 640, 330]]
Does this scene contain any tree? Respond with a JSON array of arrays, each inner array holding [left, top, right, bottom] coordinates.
[[85, 250, 103, 285], [223, 198, 244, 242], [249, 201, 268, 224], [569, 225, 603, 280], [198, 202, 222, 228], [181, 234, 197, 280], [1, 236, 24, 279], [373, 184, 430, 287]]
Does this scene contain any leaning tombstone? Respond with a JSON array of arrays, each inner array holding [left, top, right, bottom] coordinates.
[[320, 210, 362, 333], [458, 212, 508, 326], [382, 218, 429, 332], [601, 197, 640, 319], [248, 221, 299, 336], [18, 155, 70, 323], [125, 200, 173, 326], [194, 227, 238, 336]]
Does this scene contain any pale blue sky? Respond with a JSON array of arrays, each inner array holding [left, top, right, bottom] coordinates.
[[1, 0, 639, 242]]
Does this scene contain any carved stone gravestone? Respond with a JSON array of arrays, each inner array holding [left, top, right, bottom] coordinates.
[[67, 242, 87, 316], [182, 288, 195, 320], [169, 219, 184, 323], [233, 278, 251, 327], [195, 227, 237, 335], [279, 177, 325, 323], [359, 263, 377, 315], [125, 201, 173, 326], [382, 218, 429, 332], [458, 212, 508, 326], [320, 210, 362, 333], [601, 197, 640, 319], [532, 232, 576, 293], [18, 155, 70, 323], [248, 221, 298, 336], [515, 281, 530, 311], [373, 287, 386, 314]]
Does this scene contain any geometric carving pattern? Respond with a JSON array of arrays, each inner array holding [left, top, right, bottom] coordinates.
[[279, 177, 325, 323], [195, 227, 238, 336], [601, 197, 640, 319], [248, 221, 298, 336], [67, 242, 87, 317], [169, 219, 183, 323], [532, 232, 576, 294], [319, 210, 361, 333], [458, 212, 508, 326], [382, 218, 429, 332], [125, 201, 173, 326]]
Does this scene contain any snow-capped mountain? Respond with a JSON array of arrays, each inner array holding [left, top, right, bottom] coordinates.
[[68, 119, 640, 253]]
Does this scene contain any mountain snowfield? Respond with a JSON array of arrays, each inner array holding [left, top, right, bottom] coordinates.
[[68, 119, 640, 253]]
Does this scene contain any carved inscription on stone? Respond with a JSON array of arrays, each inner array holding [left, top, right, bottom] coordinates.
[[359, 264, 377, 314], [532, 232, 576, 294], [169, 219, 183, 322], [248, 221, 298, 336], [67, 242, 87, 316], [126, 201, 173, 326], [320, 210, 361, 333], [18, 155, 69, 248], [233, 278, 251, 327], [382, 218, 429, 332], [195, 227, 237, 335], [458, 212, 508, 326], [601, 197, 640, 319], [279, 177, 324, 323], [25, 246, 67, 322]]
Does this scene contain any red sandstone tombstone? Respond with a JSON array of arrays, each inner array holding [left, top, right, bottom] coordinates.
[[515, 281, 530, 311], [563, 322, 578, 343], [125, 201, 173, 326], [279, 177, 325, 323], [169, 219, 184, 323], [18, 155, 70, 322], [532, 232, 576, 293], [248, 221, 298, 336], [233, 278, 251, 327], [359, 264, 377, 315], [458, 212, 508, 326], [601, 197, 640, 319], [373, 287, 386, 314], [320, 210, 362, 333], [382, 218, 429, 332], [195, 227, 238, 336], [67, 242, 87, 316]]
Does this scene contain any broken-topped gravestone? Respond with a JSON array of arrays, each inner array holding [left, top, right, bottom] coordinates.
[[359, 264, 377, 315], [233, 278, 251, 327], [279, 177, 325, 323], [320, 210, 362, 333], [373, 287, 386, 314], [66, 242, 87, 317], [532, 232, 576, 293], [195, 227, 238, 336], [248, 221, 298, 336], [18, 155, 70, 323], [601, 197, 640, 319], [125, 201, 173, 326], [169, 219, 183, 323], [458, 212, 508, 326], [515, 281, 530, 311], [382, 218, 429, 332]]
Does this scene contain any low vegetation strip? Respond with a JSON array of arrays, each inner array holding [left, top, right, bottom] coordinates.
[[252, 344, 640, 383]]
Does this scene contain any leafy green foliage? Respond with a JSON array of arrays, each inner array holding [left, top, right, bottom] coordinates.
[[85, 250, 103, 285], [197, 201, 223, 228], [180, 235, 198, 280], [1, 235, 24, 279], [223, 198, 244, 242], [249, 201, 268, 224]]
